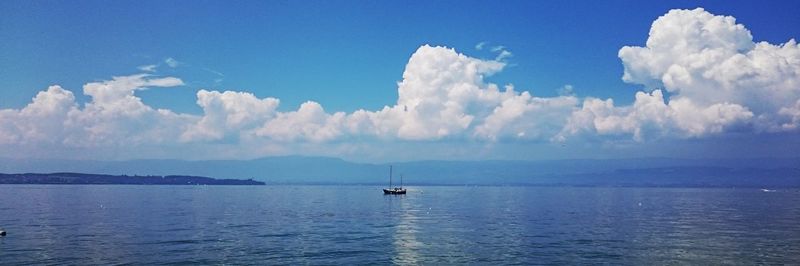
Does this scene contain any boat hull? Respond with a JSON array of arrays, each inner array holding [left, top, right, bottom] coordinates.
[[383, 188, 406, 194]]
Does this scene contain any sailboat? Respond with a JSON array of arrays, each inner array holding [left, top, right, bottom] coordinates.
[[383, 165, 406, 194]]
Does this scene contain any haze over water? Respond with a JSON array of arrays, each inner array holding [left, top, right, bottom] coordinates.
[[1, 185, 798, 264]]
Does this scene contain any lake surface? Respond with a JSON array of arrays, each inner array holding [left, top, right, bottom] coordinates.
[[0, 185, 798, 264]]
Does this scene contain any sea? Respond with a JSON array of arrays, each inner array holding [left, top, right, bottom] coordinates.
[[0, 185, 798, 265]]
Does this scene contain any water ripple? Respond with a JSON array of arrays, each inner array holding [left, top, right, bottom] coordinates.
[[0, 186, 797, 264]]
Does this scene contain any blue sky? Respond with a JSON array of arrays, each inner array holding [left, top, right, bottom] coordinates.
[[0, 1, 799, 162]]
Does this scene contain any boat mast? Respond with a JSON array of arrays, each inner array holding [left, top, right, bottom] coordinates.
[[400, 174, 403, 188], [389, 165, 393, 188]]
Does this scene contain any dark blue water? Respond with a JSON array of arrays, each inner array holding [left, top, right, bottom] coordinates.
[[0, 185, 798, 264]]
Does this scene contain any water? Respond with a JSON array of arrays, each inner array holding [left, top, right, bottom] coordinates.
[[0, 185, 798, 264]]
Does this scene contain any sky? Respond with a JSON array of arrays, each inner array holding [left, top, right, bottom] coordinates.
[[0, 1, 798, 162]]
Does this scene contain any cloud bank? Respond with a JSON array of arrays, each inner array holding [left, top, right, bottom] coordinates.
[[0, 8, 797, 159], [559, 8, 799, 140]]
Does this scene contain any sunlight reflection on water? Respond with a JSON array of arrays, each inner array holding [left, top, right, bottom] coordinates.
[[391, 194, 421, 265]]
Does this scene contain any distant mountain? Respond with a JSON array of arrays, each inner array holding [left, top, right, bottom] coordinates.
[[0, 156, 797, 187], [0, 173, 265, 185]]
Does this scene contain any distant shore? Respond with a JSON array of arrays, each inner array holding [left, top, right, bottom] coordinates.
[[0, 173, 265, 185]]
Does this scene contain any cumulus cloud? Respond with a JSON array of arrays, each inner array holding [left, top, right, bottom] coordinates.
[[0, 85, 77, 145], [558, 90, 753, 141], [778, 99, 800, 130], [0, 8, 798, 160], [560, 8, 800, 141], [0, 44, 575, 156], [346, 45, 572, 141], [475, 88, 577, 140], [181, 90, 279, 142], [256, 101, 346, 142], [0, 74, 192, 149], [65, 74, 191, 147]]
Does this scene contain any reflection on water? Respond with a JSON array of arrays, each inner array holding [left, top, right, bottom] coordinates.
[[0, 185, 798, 264], [390, 193, 421, 265]]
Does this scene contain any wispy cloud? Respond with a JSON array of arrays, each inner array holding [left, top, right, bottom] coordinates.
[[495, 50, 512, 61], [203, 68, 225, 85], [203, 68, 224, 77], [165, 57, 180, 68], [557, 85, 575, 96], [475, 42, 486, 50], [483, 45, 511, 61], [137, 64, 157, 72]]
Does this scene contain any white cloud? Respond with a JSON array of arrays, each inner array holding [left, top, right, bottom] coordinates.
[[475, 42, 486, 50], [342, 45, 571, 141], [486, 45, 512, 61], [379, 45, 506, 139], [138, 64, 157, 72], [558, 90, 752, 141], [79, 45, 568, 148], [0, 8, 798, 160], [64, 74, 191, 147], [496, 50, 513, 61], [165, 57, 180, 68], [0, 74, 193, 150], [619, 8, 800, 130], [0, 85, 78, 145], [557, 85, 575, 96], [138, 56, 185, 72], [560, 8, 800, 141], [778, 99, 800, 130], [181, 90, 279, 142], [81, 74, 183, 108], [490, 45, 505, 52], [475, 88, 577, 141], [256, 101, 346, 142]]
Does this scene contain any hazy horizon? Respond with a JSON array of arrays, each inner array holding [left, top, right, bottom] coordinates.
[[3, 153, 800, 164], [2, 156, 797, 187]]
